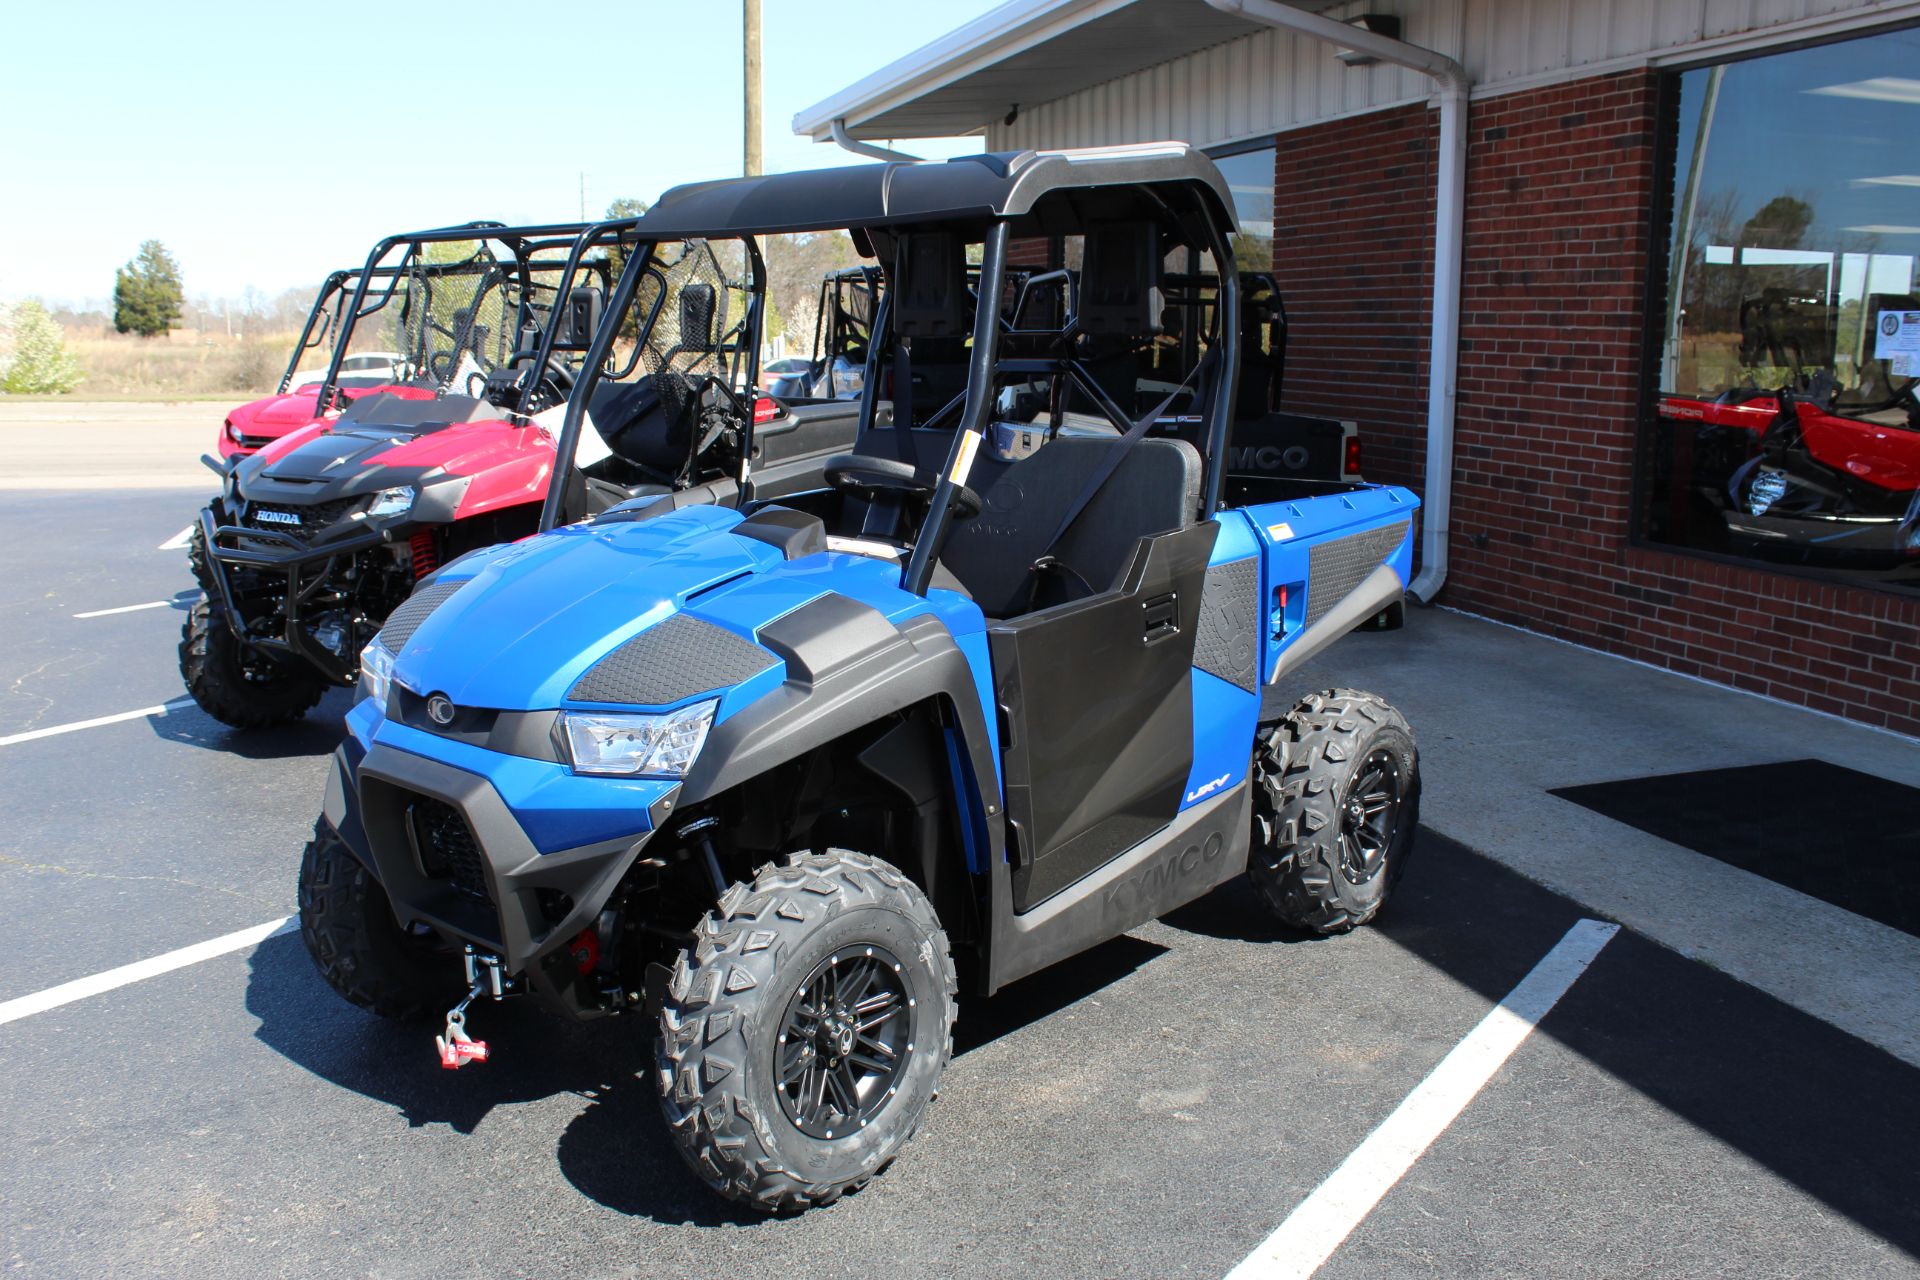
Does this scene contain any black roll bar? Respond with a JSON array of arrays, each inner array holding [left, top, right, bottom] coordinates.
[[903, 222, 1011, 597]]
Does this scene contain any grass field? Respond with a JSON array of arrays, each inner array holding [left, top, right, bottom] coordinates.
[[47, 327, 296, 399]]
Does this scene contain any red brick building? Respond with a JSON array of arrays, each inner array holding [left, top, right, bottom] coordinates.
[[799, 0, 1920, 736]]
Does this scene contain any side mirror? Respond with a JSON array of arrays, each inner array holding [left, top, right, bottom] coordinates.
[[551, 286, 603, 352]]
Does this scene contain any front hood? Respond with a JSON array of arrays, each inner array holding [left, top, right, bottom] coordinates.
[[231, 390, 325, 435], [391, 506, 969, 713], [234, 414, 528, 508]]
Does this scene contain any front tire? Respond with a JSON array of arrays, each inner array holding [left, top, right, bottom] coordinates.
[[656, 849, 957, 1213], [187, 524, 215, 594], [298, 819, 453, 1019], [179, 598, 326, 729], [1249, 689, 1419, 934]]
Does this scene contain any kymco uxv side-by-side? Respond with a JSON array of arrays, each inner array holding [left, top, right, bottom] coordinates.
[[300, 146, 1423, 1212]]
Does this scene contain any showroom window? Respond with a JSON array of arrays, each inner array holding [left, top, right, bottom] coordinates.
[[1643, 27, 1920, 594]]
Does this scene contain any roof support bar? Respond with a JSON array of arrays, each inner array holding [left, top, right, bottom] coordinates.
[[1205, 0, 1467, 604], [829, 118, 924, 163]]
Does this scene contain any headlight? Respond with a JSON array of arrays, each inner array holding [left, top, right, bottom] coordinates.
[[359, 640, 395, 709], [562, 701, 717, 778], [224, 419, 241, 443], [366, 485, 416, 519]]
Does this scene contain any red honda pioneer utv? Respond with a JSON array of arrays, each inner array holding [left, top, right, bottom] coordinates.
[[186, 218, 863, 731]]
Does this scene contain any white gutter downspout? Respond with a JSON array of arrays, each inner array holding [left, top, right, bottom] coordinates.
[[1205, 0, 1467, 603], [830, 118, 924, 163]]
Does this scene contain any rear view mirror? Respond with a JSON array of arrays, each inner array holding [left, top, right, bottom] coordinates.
[[551, 286, 604, 352]]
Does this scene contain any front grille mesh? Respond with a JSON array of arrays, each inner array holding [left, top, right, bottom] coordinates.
[[243, 497, 361, 534], [410, 797, 492, 904]]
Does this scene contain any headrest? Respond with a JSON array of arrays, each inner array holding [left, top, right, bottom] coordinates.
[[1079, 221, 1162, 337], [891, 233, 969, 339]]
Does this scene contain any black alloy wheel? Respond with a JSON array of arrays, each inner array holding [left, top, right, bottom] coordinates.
[[1337, 747, 1408, 886], [774, 945, 913, 1139]]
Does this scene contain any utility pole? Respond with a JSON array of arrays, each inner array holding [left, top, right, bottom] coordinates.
[[743, 0, 762, 177]]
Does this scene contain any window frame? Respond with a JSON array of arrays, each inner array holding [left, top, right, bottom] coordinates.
[[1631, 22, 1920, 599]]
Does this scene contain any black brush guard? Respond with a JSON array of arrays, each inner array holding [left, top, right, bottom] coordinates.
[[198, 504, 402, 685]]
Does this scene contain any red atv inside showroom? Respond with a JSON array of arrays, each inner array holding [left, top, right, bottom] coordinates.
[[1654, 293, 1920, 585]]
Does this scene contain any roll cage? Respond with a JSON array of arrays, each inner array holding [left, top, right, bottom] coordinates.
[[315, 220, 604, 416], [524, 217, 769, 530], [536, 146, 1242, 595], [277, 266, 406, 395]]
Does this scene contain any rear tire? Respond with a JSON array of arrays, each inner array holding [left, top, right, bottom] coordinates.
[[179, 598, 326, 729], [1248, 689, 1419, 934], [298, 819, 453, 1020], [656, 849, 957, 1213]]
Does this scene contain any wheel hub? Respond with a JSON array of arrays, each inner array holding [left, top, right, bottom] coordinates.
[[1338, 747, 1405, 886], [819, 1010, 858, 1060]]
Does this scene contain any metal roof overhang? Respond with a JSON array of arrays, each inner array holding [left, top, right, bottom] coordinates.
[[793, 0, 1340, 142]]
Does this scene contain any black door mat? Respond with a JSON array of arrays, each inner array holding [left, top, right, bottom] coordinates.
[[1550, 759, 1920, 939]]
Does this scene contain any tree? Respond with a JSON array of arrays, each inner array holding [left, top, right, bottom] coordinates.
[[762, 230, 859, 353], [2, 300, 84, 394], [113, 240, 185, 337], [1740, 195, 1815, 250]]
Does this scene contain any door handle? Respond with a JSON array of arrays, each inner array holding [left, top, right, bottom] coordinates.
[[1141, 593, 1179, 643]]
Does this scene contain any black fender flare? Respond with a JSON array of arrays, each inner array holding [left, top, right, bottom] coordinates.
[[677, 594, 1006, 873]]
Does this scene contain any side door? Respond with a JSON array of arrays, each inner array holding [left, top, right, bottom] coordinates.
[[989, 522, 1217, 912]]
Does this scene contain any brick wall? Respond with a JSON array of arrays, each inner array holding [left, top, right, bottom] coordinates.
[[1006, 236, 1057, 268], [1271, 70, 1920, 736]]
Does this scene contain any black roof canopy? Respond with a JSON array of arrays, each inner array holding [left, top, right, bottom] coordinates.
[[634, 144, 1238, 240]]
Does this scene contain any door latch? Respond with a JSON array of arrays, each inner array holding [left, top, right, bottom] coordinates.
[[1142, 593, 1179, 643]]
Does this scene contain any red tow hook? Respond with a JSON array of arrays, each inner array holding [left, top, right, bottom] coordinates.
[[436, 947, 507, 1070], [437, 1010, 489, 1069]]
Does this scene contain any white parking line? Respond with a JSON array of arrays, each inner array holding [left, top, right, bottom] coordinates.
[[72, 600, 172, 619], [1226, 918, 1620, 1280], [0, 699, 195, 748], [158, 525, 194, 551], [0, 917, 295, 1027]]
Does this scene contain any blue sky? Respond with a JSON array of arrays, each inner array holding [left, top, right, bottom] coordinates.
[[0, 0, 1002, 308]]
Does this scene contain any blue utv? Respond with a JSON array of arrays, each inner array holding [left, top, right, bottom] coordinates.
[[298, 145, 1422, 1212]]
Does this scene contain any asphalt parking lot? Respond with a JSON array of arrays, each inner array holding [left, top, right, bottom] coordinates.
[[3, 475, 1918, 1278]]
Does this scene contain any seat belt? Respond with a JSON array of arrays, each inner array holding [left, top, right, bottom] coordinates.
[[1042, 349, 1215, 552]]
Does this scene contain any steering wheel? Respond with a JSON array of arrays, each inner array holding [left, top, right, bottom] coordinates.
[[501, 347, 576, 408], [824, 454, 982, 520]]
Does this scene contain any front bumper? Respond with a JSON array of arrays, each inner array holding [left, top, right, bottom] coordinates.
[[325, 710, 680, 1020], [199, 503, 405, 684]]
